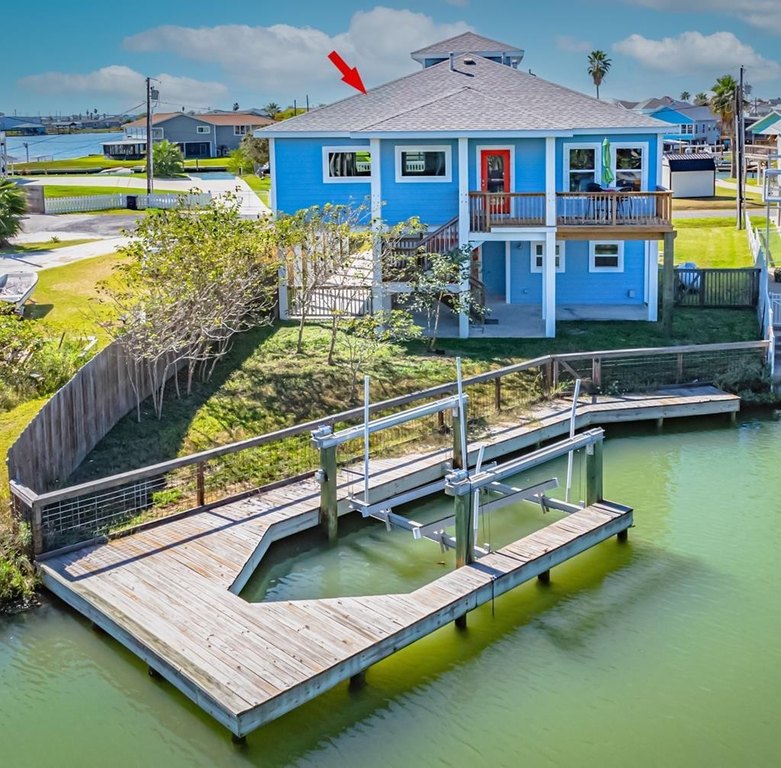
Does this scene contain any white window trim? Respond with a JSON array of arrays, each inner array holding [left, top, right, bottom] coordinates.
[[196, 125, 211, 134], [563, 142, 601, 192], [475, 144, 515, 192], [321, 145, 372, 184], [394, 144, 452, 183], [611, 141, 649, 190], [530, 241, 566, 273], [234, 125, 250, 136], [589, 241, 625, 273]]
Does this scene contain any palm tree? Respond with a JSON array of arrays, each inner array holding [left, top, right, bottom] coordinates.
[[152, 139, 185, 178], [711, 74, 738, 175], [694, 92, 709, 106], [0, 179, 27, 248], [587, 51, 612, 100], [680, 91, 691, 102], [264, 102, 281, 120]]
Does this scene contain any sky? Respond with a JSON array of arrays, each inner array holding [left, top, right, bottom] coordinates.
[[3, 0, 781, 116]]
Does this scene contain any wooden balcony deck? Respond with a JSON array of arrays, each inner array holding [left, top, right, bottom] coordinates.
[[469, 190, 673, 237]]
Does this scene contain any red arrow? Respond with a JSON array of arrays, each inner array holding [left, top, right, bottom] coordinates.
[[328, 50, 367, 94]]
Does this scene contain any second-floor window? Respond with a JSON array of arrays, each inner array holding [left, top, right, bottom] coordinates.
[[323, 147, 372, 182], [196, 125, 211, 134], [566, 147, 598, 191], [234, 125, 250, 136], [395, 145, 452, 182], [614, 146, 644, 191]]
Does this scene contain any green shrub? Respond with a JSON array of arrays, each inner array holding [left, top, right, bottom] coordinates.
[[0, 524, 36, 612]]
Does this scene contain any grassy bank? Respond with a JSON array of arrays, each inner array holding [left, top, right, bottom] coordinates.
[[71, 310, 759, 483], [41, 184, 182, 198], [14, 156, 228, 173], [674, 217, 757, 267]]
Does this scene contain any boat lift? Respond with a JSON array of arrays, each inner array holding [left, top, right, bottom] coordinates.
[[310, 360, 598, 567]]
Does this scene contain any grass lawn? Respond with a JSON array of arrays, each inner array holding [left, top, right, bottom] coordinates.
[[42, 184, 182, 198], [71, 310, 759, 483], [673, 216, 759, 267], [0, 237, 96, 254], [673, 194, 765, 212], [15, 156, 228, 173], [243, 174, 270, 205]]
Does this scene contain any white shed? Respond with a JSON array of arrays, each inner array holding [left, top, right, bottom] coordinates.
[[662, 153, 717, 198]]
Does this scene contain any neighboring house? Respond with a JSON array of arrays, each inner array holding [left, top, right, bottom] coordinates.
[[0, 115, 46, 135], [258, 32, 674, 339], [649, 104, 720, 148], [103, 112, 274, 159], [662, 153, 716, 198]]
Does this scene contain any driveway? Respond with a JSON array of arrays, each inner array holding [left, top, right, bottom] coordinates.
[[19, 213, 140, 239], [1, 237, 128, 271]]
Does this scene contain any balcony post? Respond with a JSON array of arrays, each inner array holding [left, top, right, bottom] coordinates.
[[545, 137, 556, 227], [458, 138, 470, 338], [369, 139, 386, 312], [543, 229, 556, 337], [661, 230, 677, 336]]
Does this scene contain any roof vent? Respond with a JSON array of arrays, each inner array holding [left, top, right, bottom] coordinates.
[[449, 51, 455, 71], [464, 57, 476, 65]]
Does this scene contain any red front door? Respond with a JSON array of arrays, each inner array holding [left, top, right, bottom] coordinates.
[[480, 149, 511, 214]]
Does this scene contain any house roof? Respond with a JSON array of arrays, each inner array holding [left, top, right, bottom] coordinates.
[[258, 54, 668, 136], [124, 112, 273, 129], [664, 153, 716, 171], [652, 104, 716, 122], [410, 32, 523, 60], [748, 111, 781, 135]]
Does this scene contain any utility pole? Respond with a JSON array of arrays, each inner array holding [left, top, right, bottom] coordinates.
[[0, 131, 7, 178], [736, 65, 745, 230], [145, 77, 157, 195]]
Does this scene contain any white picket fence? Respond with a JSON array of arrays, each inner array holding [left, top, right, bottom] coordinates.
[[747, 212, 776, 380], [45, 194, 125, 214], [44, 191, 212, 215]]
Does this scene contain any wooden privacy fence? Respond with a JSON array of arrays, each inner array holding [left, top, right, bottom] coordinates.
[[658, 267, 760, 308], [8, 339, 769, 555], [6, 340, 179, 496], [44, 192, 212, 215]]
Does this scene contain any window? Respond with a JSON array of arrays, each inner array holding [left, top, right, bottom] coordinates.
[[196, 125, 211, 134], [566, 147, 598, 191], [614, 146, 644, 191], [394, 145, 452, 182], [530, 241, 566, 273], [589, 241, 624, 272], [151, 127, 164, 140], [234, 125, 249, 136], [322, 146, 372, 182], [680, 124, 693, 135]]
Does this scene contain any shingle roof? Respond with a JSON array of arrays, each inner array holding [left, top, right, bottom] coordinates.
[[258, 54, 668, 136], [125, 112, 273, 129], [748, 111, 781, 135], [410, 32, 523, 59]]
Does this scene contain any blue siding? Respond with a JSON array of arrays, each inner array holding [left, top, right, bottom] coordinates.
[[556, 240, 645, 305], [274, 137, 371, 215], [556, 134, 660, 190], [481, 241, 505, 296], [380, 139, 458, 227], [651, 107, 692, 125]]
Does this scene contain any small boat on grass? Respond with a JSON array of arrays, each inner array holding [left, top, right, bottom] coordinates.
[[0, 271, 38, 316]]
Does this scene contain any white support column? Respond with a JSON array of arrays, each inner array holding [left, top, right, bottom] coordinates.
[[268, 138, 277, 215], [647, 241, 659, 321], [543, 229, 556, 337], [458, 137, 470, 338], [545, 137, 557, 227], [370, 139, 386, 312]]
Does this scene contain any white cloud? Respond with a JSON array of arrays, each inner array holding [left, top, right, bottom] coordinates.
[[624, 1, 781, 34], [123, 7, 472, 94], [555, 35, 593, 54], [614, 31, 781, 82], [18, 65, 228, 107]]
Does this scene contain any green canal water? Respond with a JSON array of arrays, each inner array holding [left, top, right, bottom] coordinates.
[[2, 415, 781, 767]]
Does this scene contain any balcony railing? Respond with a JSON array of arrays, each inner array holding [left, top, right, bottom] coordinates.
[[469, 190, 673, 232]]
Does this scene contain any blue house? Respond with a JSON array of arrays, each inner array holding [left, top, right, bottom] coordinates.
[[259, 32, 675, 338], [649, 104, 720, 148]]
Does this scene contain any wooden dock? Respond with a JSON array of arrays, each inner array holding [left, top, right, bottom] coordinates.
[[37, 385, 738, 738]]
